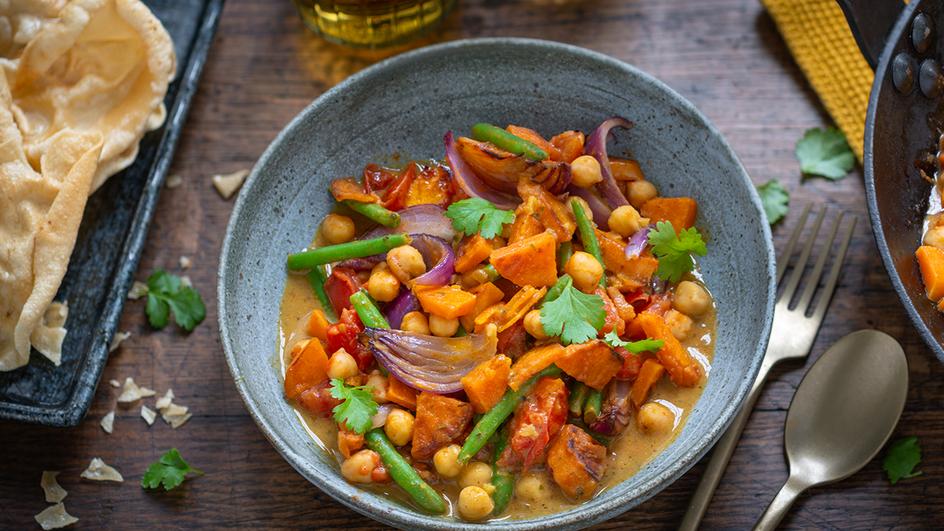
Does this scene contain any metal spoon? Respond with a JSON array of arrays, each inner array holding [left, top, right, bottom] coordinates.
[[754, 330, 908, 530]]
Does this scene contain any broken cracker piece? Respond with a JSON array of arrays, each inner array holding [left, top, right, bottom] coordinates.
[[128, 281, 149, 300], [80, 458, 123, 482], [179, 255, 192, 269], [108, 331, 131, 353], [117, 377, 155, 403], [155, 389, 174, 410], [141, 405, 156, 426], [165, 174, 183, 188], [34, 503, 78, 530], [100, 411, 114, 434], [109, 379, 120, 388], [41, 471, 67, 503], [212, 169, 249, 199]]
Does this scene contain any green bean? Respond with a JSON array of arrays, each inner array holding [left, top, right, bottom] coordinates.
[[482, 263, 500, 282], [364, 429, 447, 514], [287, 233, 409, 270], [458, 365, 562, 463], [570, 198, 606, 287], [556, 240, 573, 275], [471, 123, 548, 161], [349, 290, 390, 329], [569, 382, 589, 417], [490, 427, 514, 515], [306, 265, 337, 321], [342, 200, 400, 228], [583, 389, 603, 425]]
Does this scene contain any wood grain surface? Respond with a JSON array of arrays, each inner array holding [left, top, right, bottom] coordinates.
[[2, 0, 942, 529]]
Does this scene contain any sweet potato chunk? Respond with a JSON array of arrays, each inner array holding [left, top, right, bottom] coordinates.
[[306, 309, 330, 341], [629, 313, 701, 387], [630, 358, 665, 408], [547, 424, 607, 499], [917, 245, 944, 301], [386, 375, 418, 410], [517, 180, 576, 243], [641, 197, 698, 232], [550, 130, 585, 163], [508, 344, 565, 391], [461, 354, 512, 414], [556, 340, 622, 390], [284, 339, 329, 400], [490, 231, 558, 287], [596, 229, 658, 290], [609, 158, 644, 181], [455, 235, 494, 274], [411, 393, 473, 460], [416, 285, 477, 319]]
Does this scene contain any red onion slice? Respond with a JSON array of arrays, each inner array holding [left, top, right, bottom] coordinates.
[[568, 185, 613, 228], [624, 225, 652, 259], [362, 327, 497, 393], [590, 379, 632, 435], [444, 131, 518, 209], [371, 404, 393, 429], [363, 204, 455, 241], [384, 289, 420, 329], [585, 117, 633, 209], [409, 234, 455, 287]]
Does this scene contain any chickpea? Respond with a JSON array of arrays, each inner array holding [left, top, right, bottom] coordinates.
[[400, 311, 430, 334], [608, 205, 648, 237], [367, 263, 400, 302], [384, 408, 414, 446], [925, 226, 944, 250], [458, 485, 494, 520], [321, 214, 355, 244], [664, 309, 694, 341], [429, 314, 459, 337], [366, 372, 388, 403], [458, 461, 493, 489], [523, 309, 547, 339], [327, 348, 359, 379], [516, 472, 552, 503], [571, 155, 603, 188], [433, 444, 462, 478], [565, 251, 604, 292], [627, 180, 658, 208], [386, 245, 426, 283], [673, 280, 712, 318], [341, 449, 381, 483], [637, 402, 676, 435]]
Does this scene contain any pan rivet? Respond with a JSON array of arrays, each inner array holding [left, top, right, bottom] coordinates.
[[892, 53, 916, 94], [912, 13, 934, 54], [919, 59, 943, 98]]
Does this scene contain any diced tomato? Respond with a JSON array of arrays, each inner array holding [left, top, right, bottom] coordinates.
[[623, 290, 670, 316], [615, 347, 645, 381], [324, 267, 361, 316], [296, 380, 340, 417], [405, 162, 453, 207], [596, 288, 625, 336], [362, 163, 399, 195], [326, 308, 374, 371], [381, 164, 416, 210], [498, 377, 569, 471]]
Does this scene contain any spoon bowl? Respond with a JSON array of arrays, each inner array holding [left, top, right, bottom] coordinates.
[[755, 330, 909, 530]]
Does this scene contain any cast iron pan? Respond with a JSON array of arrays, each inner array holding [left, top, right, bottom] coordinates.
[[840, 0, 944, 363]]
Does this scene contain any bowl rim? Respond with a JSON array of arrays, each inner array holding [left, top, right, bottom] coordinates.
[[218, 37, 776, 530]]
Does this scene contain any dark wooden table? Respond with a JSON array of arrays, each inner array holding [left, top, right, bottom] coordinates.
[[2, 0, 942, 529]]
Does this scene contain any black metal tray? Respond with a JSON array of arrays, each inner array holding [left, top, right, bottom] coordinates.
[[0, 0, 224, 426]]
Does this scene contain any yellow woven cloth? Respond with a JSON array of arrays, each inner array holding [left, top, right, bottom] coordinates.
[[762, 0, 874, 161]]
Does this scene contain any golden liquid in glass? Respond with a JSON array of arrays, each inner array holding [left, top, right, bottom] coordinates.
[[293, 0, 455, 48]]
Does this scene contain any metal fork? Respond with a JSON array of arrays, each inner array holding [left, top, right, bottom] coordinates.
[[679, 205, 856, 531]]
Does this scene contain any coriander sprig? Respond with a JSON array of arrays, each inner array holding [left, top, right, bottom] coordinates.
[[647, 221, 707, 283], [445, 198, 515, 239]]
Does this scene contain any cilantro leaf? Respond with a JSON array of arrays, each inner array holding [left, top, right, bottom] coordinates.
[[145, 270, 206, 332], [141, 448, 202, 491], [329, 378, 378, 434], [602, 330, 664, 354], [883, 436, 922, 484], [795, 127, 855, 180], [647, 221, 707, 283], [445, 198, 515, 239], [757, 179, 790, 225], [539, 275, 606, 345]]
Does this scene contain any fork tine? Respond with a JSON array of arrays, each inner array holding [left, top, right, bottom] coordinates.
[[795, 212, 844, 312], [780, 207, 826, 304], [776, 204, 813, 283], [810, 215, 857, 323]]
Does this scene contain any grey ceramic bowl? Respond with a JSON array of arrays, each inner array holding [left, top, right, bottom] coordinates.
[[219, 38, 775, 530]]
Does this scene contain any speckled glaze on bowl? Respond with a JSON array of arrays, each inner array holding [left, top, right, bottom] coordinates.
[[219, 38, 775, 530]]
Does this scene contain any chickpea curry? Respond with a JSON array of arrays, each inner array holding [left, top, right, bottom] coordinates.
[[278, 118, 716, 521]]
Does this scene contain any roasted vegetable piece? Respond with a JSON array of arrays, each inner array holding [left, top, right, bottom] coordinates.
[[496, 320, 529, 360], [323, 267, 361, 316], [608, 158, 644, 181], [380, 163, 416, 210], [411, 392, 473, 460], [629, 312, 701, 387], [338, 428, 365, 458], [489, 231, 559, 288], [405, 162, 452, 207], [508, 199, 546, 243], [326, 308, 373, 372], [596, 230, 659, 290], [615, 346, 644, 380], [596, 287, 625, 335], [455, 235, 495, 274], [462, 281, 505, 331], [297, 379, 341, 416], [461, 354, 512, 414], [331, 178, 378, 204], [917, 245, 944, 300], [415, 285, 477, 319], [640, 197, 698, 232], [284, 339, 329, 400], [474, 286, 547, 333], [517, 180, 577, 243], [498, 377, 569, 471], [506, 124, 561, 161], [471, 122, 549, 161], [630, 358, 665, 408], [547, 424, 607, 499], [386, 374, 418, 410], [508, 344, 565, 391], [456, 136, 570, 194], [365, 429, 448, 514], [590, 379, 632, 435], [555, 340, 622, 390], [306, 308, 330, 341], [550, 130, 586, 163]]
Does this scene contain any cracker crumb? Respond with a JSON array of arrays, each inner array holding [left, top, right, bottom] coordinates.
[[100, 411, 114, 434], [108, 331, 131, 353], [41, 471, 67, 503], [212, 169, 249, 199], [34, 503, 78, 530], [127, 281, 148, 300], [109, 379, 120, 388], [179, 255, 192, 269], [117, 377, 155, 403], [180, 275, 192, 288], [165, 174, 183, 188], [141, 405, 156, 426], [155, 389, 174, 410], [80, 458, 123, 482]]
